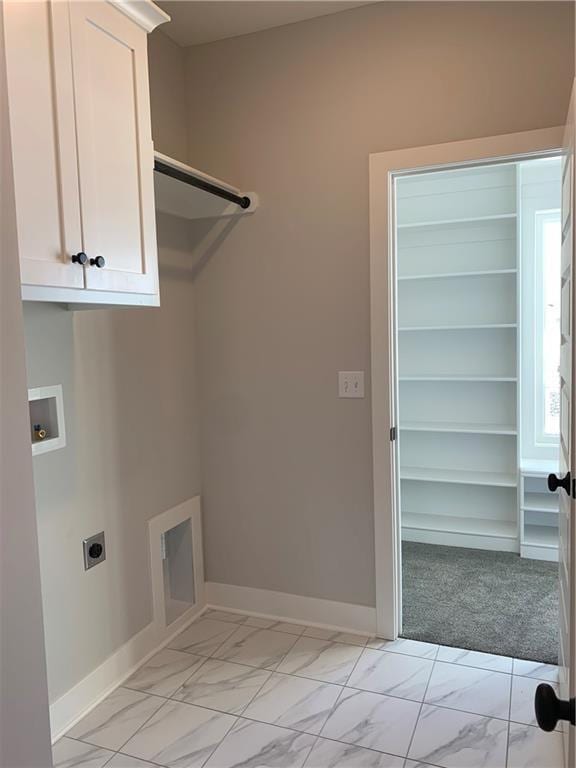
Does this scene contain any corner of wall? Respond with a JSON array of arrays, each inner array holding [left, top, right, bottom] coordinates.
[[0, 5, 53, 765], [148, 28, 189, 162]]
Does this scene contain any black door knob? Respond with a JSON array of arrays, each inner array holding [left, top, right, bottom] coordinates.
[[71, 252, 88, 265], [535, 683, 575, 731], [548, 471, 572, 495], [90, 256, 106, 268]]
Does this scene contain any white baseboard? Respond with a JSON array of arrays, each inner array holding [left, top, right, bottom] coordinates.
[[520, 543, 558, 562], [402, 528, 518, 553], [49, 602, 207, 742], [205, 582, 377, 635], [50, 527, 375, 742], [51, 496, 205, 742], [51, 582, 376, 741]]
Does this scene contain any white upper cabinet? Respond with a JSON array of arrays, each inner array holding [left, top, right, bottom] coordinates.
[[3, 0, 168, 306], [67, 2, 158, 295], [4, 1, 83, 291]]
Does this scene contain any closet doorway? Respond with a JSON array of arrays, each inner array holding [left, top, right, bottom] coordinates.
[[395, 157, 561, 662], [369, 128, 566, 665]]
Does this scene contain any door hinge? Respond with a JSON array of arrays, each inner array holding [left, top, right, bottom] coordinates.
[[390, 426, 397, 442]]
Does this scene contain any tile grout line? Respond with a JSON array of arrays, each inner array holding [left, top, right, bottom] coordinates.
[[315, 683, 347, 743], [74, 664, 536, 756], [154, 609, 559, 673], [209, 619, 302, 669], [168, 612, 546, 673], [254, 629, 354, 750], [303, 642, 396, 760], [198, 712, 240, 768], [122, 679, 527, 728], [69, 664, 544, 759], [206, 610, 371, 645], [403, 646, 437, 762], [57, 734, 165, 768], [165, 639, 529, 678], [299, 731, 322, 768], [112, 696, 178, 758], [174, 624, 297, 707], [110, 749, 168, 768], [66, 685, 537, 768], [58, 611, 559, 768], [504, 658, 514, 768], [505, 720, 512, 768], [66, 725, 442, 768], [58, 736, 118, 766], [125, 653, 212, 701], [183, 618, 306, 767], [224, 664, 274, 719], [301, 734, 321, 768]]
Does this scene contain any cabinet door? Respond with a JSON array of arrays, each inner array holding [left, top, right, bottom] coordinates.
[[68, 1, 158, 295], [3, 0, 84, 290]]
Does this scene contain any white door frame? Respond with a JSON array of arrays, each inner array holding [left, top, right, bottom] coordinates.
[[370, 127, 564, 639]]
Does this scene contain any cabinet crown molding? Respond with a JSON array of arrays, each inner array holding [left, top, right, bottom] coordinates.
[[108, 0, 169, 32]]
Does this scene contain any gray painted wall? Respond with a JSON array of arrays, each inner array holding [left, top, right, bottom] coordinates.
[[21, 2, 575, 709], [0, 8, 53, 764], [23, 33, 200, 704], [181, 1, 574, 607], [23, 216, 201, 703], [148, 30, 188, 161]]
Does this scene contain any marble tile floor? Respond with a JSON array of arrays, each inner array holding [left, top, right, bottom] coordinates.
[[54, 609, 564, 768]]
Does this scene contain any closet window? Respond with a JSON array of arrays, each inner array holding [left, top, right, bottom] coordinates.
[[536, 211, 561, 443], [519, 158, 562, 463]]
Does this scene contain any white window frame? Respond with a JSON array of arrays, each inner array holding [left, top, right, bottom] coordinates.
[[534, 211, 561, 445], [519, 159, 561, 463]]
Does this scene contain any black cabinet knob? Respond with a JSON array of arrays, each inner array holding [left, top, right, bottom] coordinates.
[[90, 256, 106, 268], [547, 472, 571, 495], [535, 683, 575, 732], [71, 252, 88, 265]]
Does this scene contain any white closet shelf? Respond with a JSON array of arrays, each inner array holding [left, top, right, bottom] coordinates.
[[398, 269, 517, 282], [400, 466, 517, 487], [402, 512, 517, 539], [400, 421, 517, 436], [399, 323, 517, 332], [153, 151, 258, 220], [522, 493, 559, 514], [399, 374, 517, 383], [397, 213, 517, 230], [520, 459, 559, 476], [523, 524, 558, 548], [396, 164, 521, 555]]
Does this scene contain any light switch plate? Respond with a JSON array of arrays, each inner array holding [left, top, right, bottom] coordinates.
[[338, 371, 365, 398]]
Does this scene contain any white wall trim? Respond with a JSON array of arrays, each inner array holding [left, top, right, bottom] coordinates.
[[369, 127, 564, 640], [51, 578, 375, 741], [49, 603, 207, 742], [108, 0, 170, 33], [205, 582, 377, 635], [149, 496, 205, 633], [50, 496, 205, 742], [402, 528, 518, 553]]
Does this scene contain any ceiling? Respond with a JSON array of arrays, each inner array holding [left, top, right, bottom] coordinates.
[[157, 2, 376, 47]]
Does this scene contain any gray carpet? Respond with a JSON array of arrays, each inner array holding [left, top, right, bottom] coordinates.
[[401, 542, 559, 663]]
